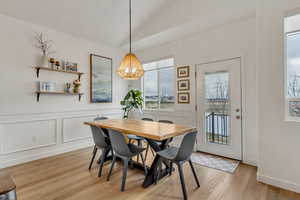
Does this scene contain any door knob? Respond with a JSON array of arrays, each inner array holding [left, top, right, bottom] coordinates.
[[236, 108, 240, 112], [236, 115, 241, 119]]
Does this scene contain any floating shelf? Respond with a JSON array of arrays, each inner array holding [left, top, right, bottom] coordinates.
[[36, 91, 84, 102], [34, 66, 84, 80]]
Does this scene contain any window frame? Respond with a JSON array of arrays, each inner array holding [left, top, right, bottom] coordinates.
[[141, 58, 176, 112], [284, 29, 300, 121]]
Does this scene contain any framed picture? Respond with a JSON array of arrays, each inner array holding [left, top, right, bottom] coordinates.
[[178, 92, 190, 104], [90, 54, 112, 103], [177, 79, 190, 91], [177, 66, 190, 78]]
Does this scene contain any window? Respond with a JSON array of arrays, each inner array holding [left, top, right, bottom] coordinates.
[[142, 58, 175, 110], [285, 14, 300, 119]]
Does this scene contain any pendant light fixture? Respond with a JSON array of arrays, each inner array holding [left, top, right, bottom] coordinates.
[[117, 0, 144, 80]]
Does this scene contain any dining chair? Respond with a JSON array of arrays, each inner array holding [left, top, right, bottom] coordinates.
[[127, 118, 153, 162], [141, 118, 156, 161], [156, 131, 200, 200], [107, 129, 148, 192], [158, 120, 174, 124], [88, 117, 113, 178]]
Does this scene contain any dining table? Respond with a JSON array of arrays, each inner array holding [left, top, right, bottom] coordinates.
[[84, 119, 196, 188]]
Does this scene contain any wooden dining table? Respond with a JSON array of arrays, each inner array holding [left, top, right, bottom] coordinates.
[[84, 119, 196, 188]]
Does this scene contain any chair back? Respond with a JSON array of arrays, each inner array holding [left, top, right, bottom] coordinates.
[[90, 125, 108, 149], [94, 116, 108, 121], [108, 129, 133, 157], [94, 117, 109, 136], [142, 118, 154, 121], [174, 131, 197, 161], [158, 120, 173, 124]]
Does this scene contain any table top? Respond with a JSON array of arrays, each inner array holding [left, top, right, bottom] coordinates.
[[0, 172, 16, 195], [84, 119, 196, 141]]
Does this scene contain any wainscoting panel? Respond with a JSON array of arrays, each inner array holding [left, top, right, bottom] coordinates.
[[62, 115, 96, 143], [1, 119, 57, 155]]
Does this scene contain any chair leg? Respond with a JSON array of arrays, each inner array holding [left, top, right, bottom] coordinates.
[[121, 158, 129, 192], [88, 146, 97, 170], [189, 160, 200, 188], [169, 161, 173, 176], [98, 148, 109, 177], [107, 155, 116, 181], [177, 163, 188, 200], [139, 152, 148, 175]]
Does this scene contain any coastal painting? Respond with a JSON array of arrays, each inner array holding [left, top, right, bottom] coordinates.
[[90, 54, 112, 103]]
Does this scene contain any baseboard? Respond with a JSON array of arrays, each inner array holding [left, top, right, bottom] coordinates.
[[257, 173, 300, 193], [0, 142, 94, 169]]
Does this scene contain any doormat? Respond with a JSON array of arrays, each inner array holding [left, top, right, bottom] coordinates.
[[191, 152, 240, 173]]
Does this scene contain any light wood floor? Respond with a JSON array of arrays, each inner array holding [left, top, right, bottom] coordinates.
[[1, 147, 300, 200]]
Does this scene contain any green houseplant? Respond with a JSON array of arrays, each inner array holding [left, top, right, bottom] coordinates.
[[120, 89, 143, 119]]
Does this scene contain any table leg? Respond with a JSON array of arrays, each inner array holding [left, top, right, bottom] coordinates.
[[142, 138, 173, 188]]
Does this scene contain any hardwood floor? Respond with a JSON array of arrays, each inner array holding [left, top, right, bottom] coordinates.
[[1, 147, 300, 200]]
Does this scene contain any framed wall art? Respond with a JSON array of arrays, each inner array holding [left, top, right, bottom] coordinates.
[[90, 54, 112, 103], [177, 66, 190, 78], [177, 79, 190, 91], [178, 92, 190, 104]]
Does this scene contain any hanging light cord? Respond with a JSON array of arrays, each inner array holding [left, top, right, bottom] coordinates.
[[129, 0, 132, 54]]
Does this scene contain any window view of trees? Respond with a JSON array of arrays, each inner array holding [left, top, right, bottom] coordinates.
[[286, 32, 300, 117], [205, 72, 230, 145], [143, 58, 175, 110]]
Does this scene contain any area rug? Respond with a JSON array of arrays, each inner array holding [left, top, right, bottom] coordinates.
[[191, 152, 240, 173]]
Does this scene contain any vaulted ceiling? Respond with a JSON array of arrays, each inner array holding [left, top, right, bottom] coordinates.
[[0, 0, 255, 50]]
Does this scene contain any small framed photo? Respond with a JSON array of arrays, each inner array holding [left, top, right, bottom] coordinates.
[[66, 62, 78, 72], [178, 92, 190, 104], [177, 66, 190, 78], [177, 79, 190, 91]]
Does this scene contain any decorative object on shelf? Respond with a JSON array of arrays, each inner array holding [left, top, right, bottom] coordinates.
[[65, 82, 71, 93], [55, 60, 60, 70], [90, 54, 112, 103], [49, 58, 55, 69], [120, 89, 143, 119], [178, 92, 190, 104], [34, 66, 84, 80], [66, 62, 78, 72], [117, 0, 144, 80], [73, 79, 81, 94], [34, 32, 55, 68], [177, 66, 190, 78], [39, 81, 56, 92], [178, 79, 190, 91]]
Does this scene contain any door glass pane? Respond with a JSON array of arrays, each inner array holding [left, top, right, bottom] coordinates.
[[144, 70, 158, 109], [159, 67, 175, 109], [204, 72, 230, 145]]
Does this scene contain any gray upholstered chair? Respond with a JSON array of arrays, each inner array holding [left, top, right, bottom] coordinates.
[[156, 131, 200, 200], [88, 117, 112, 178], [107, 129, 147, 192]]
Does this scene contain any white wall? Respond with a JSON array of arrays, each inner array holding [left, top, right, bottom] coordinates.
[[0, 14, 127, 168], [132, 17, 258, 165], [256, 0, 300, 193]]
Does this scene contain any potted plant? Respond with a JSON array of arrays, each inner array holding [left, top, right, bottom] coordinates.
[[120, 89, 143, 119]]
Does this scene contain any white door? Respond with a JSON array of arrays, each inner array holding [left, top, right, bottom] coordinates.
[[196, 58, 242, 160]]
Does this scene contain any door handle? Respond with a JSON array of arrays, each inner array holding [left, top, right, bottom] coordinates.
[[236, 115, 241, 119]]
